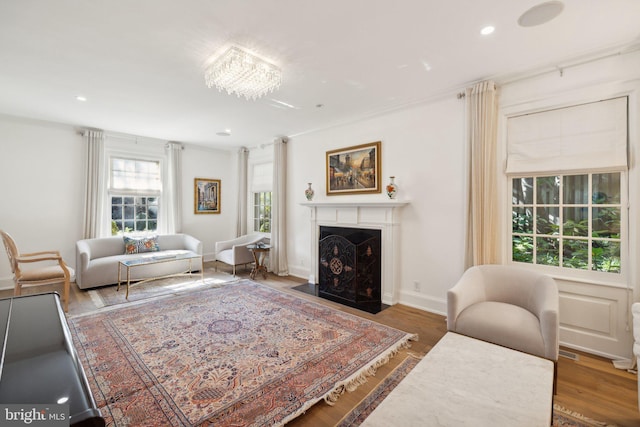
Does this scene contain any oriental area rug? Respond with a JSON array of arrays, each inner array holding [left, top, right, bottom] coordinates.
[[69, 280, 417, 426], [87, 268, 237, 308], [338, 357, 616, 427]]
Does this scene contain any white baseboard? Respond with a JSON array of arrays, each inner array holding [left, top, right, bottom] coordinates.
[[287, 264, 310, 281], [398, 290, 447, 317]]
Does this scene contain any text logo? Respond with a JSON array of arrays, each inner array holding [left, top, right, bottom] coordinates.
[[1, 404, 69, 426]]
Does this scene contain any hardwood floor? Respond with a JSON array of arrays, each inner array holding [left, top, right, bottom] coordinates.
[[4, 264, 638, 426]]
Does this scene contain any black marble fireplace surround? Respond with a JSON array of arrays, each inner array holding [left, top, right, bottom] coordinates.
[[317, 226, 382, 314]]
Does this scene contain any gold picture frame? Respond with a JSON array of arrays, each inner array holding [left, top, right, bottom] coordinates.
[[326, 141, 381, 195], [194, 178, 221, 214]]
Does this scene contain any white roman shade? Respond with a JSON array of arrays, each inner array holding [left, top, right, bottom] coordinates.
[[110, 158, 161, 192], [251, 162, 273, 192], [506, 97, 628, 175]]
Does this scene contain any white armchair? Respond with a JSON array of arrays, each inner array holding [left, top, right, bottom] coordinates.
[[447, 264, 559, 362], [632, 302, 640, 410], [214, 234, 265, 276]]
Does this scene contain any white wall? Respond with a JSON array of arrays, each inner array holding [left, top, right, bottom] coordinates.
[[285, 49, 640, 359], [0, 116, 84, 286], [497, 50, 640, 359], [0, 114, 235, 286], [287, 96, 467, 315], [181, 144, 236, 260]]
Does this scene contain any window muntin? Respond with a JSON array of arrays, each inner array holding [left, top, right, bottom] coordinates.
[[111, 196, 158, 235], [253, 192, 271, 233], [512, 172, 622, 273], [110, 157, 161, 235]]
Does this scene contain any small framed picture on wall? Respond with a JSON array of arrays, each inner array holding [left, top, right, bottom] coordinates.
[[194, 178, 221, 214]]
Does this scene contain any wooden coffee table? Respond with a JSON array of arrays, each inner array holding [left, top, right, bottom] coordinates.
[[361, 332, 554, 426]]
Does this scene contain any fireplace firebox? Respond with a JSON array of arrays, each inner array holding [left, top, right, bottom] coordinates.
[[318, 226, 381, 313]]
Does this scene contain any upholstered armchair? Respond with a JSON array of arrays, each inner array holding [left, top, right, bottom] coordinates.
[[1, 230, 72, 312], [447, 264, 559, 362], [632, 302, 640, 410], [214, 234, 265, 276]]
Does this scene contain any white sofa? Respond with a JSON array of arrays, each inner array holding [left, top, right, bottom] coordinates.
[[75, 234, 203, 289], [214, 234, 265, 276]]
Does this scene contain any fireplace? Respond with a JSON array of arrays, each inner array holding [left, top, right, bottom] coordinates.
[[318, 226, 381, 313], [301, 200, 407, 308]]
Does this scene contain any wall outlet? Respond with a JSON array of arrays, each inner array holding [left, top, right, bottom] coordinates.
[[413, 281, 420, 292]]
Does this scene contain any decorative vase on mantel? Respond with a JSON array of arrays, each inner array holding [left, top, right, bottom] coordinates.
[[305, 183, 315, 201], [386, 176, 398, 199]]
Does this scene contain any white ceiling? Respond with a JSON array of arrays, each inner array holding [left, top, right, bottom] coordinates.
[[1, 0, 639, 149]]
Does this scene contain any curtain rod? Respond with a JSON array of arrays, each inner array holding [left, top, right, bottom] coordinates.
[[499, 44, 640, 86], [454, 44, 640, 99], [247, 136, 288, 151]]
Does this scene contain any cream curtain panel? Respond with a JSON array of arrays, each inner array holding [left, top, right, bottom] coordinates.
[[270, 138, 289, 276], [506, 97, 628, 174], [163, 142, 183, 234], [236, 147, 249, 237], [82, 129, 106, 239], [464, 81, 500, 268]]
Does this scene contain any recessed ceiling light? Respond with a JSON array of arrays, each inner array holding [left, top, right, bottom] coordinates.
[[480, 26, 495, 36], [76, 95, 87, 102], [518, 1, 564, 27], [216, 129, 231, 137]]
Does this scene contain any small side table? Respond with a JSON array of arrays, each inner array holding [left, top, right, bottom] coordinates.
[[247, 244, 271, 280]]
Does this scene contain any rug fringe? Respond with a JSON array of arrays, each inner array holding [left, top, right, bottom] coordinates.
[[553, 404, 615, 426], [278, 332, 418, 427], [325, 332, 418, 404]]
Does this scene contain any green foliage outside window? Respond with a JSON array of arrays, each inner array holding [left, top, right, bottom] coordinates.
[[111, 196, 158, 235], [253, 192, 272, 233], [512, 173, 621, 274]]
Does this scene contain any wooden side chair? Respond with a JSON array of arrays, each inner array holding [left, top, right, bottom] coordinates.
[[0, 230, 71, 312]]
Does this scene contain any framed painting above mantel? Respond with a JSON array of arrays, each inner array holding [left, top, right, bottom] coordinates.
[[326, 141, 381, 195]]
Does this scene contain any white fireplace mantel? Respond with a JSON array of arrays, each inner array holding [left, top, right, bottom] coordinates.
[[300, 201, 409, 208], [301, 200, 408, 305]]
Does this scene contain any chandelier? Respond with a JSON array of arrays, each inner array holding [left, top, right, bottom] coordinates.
[[204, 46, 282, 100]]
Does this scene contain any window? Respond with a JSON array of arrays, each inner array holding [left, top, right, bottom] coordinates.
[[250, 161, 273, 234], [110, 158, 161, 235], [512, 172, 622, 273], [253, 192, 271, 233], [111, 196, 158, 235]]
